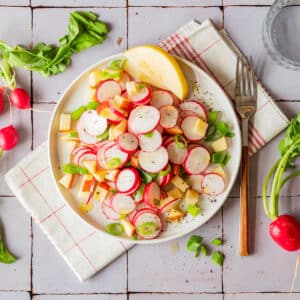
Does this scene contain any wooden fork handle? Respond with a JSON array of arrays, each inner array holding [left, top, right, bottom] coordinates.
[[240, 145, 249, 256]]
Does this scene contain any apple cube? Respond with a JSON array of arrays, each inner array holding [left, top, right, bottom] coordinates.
[[59, 113, 71, 132], [193, 118, 208, 137], [171, 175, 189, 192], [89, 70, 102, 88], [126, 81, 140, 97], [66, 140, 78, 152], [165, 125, 183, 135], [80, 174, 94, 193], [93, 183, 109, 202], [59, 174, 74, 189], [130, 154, 139, 168], [109, 119, 127, 141], [105, 169, 120, 182], [166, 208, 185, 222], [167, 187, 182, 199], [120, 218, 136, 237], [172, 165, 180, 175], [184, 188, 199, 205], [114, 95, 131, 110], [87, 88, 97, 101], [80, 201, 94, 213], [211, 136, 228, 152]]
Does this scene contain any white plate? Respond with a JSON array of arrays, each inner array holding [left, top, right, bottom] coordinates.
[[48, 53, 241, 244]]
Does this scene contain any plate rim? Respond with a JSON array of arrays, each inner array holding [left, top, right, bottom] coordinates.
[[48, 52, 242, 244]]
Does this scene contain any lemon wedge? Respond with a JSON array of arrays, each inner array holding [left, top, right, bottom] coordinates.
[[124, 45, 188, 100]]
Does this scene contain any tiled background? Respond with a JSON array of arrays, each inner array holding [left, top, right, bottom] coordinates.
[[0, 0, 300, 299]]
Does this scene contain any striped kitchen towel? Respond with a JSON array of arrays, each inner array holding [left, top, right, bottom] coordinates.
[[5, 19, 289, 282]]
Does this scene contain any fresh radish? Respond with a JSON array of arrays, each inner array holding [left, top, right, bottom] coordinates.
[[0, 125, 19, 151], [144, 182, 161, 209], [156, 170, 173, 187], [138, 130, 162, 152], [116, 168, 140, 195], [110, 193, 136, 214], [96, 141, 115, 168], [159, 105, 179, 129], [201, 172, 225, 196], [129, 85, 152, 105], [160, 197, 180, 214], [166, 141, 188, 164], [150, 89, 173, 108], [102, 199, 120, 220], [138, 146, 168, 173], [73, 149, 96, 165], [128, 105, 160, 135], [134, 210, 162, 239], [179, 100, 208, 121], [78, 110, 107, 136], [130, 207, 157, 224], [133, 184, 145, 204], [183, 146, 210, 174], [104, 143, 129, 168], [96, 79, 121, 103], [77, 125, 99, 145], [181, 115, 205, 141], [108, 99, 127, 118], [189, 174, 204, 193], [117, 132, 138, 153], [9, 88, 31, 109]]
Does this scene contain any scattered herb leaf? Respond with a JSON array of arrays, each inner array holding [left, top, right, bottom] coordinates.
[[212, 251, 224, 266], [211, 238, 223, 246]]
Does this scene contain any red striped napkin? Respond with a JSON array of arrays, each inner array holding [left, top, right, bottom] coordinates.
[[5, 19, 289, 281]]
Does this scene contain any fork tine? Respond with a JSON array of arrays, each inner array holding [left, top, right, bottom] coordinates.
[[235, 56, 241, 96], [249, 57, 257, 98], [244, 58, 251, 96]]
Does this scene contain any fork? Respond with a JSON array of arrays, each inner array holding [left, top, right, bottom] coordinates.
[[235, 56, 257, 256]]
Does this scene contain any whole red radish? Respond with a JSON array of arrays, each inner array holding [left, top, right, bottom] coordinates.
[[0, 86, 5, 113], [269, 215, 300, 251], [0, 125, 19, 151], [10, 88, 31, 109]]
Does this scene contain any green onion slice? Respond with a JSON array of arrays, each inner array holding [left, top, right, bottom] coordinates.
[[106, 157, 122, 169], [105, 223, 124, 236], [144, 131, 154, 138], [86, 101, 99, 110], [159, 164, 171, 176], [71, 105, 86, 121], [174, 135, 188, 149], [212, 251, 224, 266], [211, 238, 223, 246], [186, 235, 203, 254], [110, 59, 127, 71], [97, 129, 109, 140], [208, 111, 219, 125], [138, 222, 158, 236], [62, 163, 88, 175], [187, 204, 201, 217], [69, 131, 78, 138], [101, 70, 121, 79]]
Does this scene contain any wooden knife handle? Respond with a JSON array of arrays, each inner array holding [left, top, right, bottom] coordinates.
[[240, 145, 249, 256]]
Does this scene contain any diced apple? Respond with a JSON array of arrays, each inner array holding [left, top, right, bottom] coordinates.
[[93, 182, 110, 202], [166, 208, 185, 222], [80, 201, 94, 213], [114, 95, 131, 110], [80, 174, 94, 193], [83, 160, 97, 173], [165, 125, 183, 135], [120, 218, 136, 237], [105, 169, 120, 182], [59, 174, 74, 189], [59, 133, 79, 142], [89, 70, 102, 88], [109, 119, 127, 141], [172, 165, 180, 175], [87, 87, 97, 101], [184, 188, 199, 205], [66, 141, 78, 152], [193, 118, 208, 137], [211, 136, 228, 152], [59, 113, 71, 132], [167, 187, 182, 199], [126, 81, 140, 97], [130, 154, 139, 168], [171, 175, 189, 192]]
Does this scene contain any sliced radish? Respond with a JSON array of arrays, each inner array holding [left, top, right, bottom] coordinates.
[[183, 146, 210, 174], [104, 143, 129, 169], [179, 100, 208, 121], [79, 110, 107, 136], [96, 79, 121, 102], [144, 182, 161, 209], [134, 211, 161, 239], [119, 71, 131, 91], [189, 174, 204, 193], [102, 199, 120, 220], [163, 136, 174, 147], [181, 115, 205, 141], [129, 86, 152, 105], [150, 89, 173, 108], [96, 141, 115, 168], [116, 168, 140, 195], [201, 172, 225, 196], [159, 197, 180, 214], [77, 126, 99, 145], [133, 183, 145, 204], [73, 150, 96, 165], [159, 105, 178, 129], [138, 146, 168, 173], [130, 207, 157, 224], [166, 141, 188, 164], [156, 171, 173, 187], [138, 130, 162, 152], [108, 99, 127, 118], [111, 193, 136, 214], [128, 105, 160, 135], [72, 145, 93, 156], [118, 132, 138, 153]]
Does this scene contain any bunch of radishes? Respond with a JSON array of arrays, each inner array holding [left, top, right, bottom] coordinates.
[[0, 86, 31, 157]]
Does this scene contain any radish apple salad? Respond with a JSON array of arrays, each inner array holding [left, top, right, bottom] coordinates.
[[58, 58, 234, 240]]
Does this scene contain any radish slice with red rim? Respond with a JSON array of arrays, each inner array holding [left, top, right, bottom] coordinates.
[[138, 130, 162, 152], [201, 172, 225, 196], [150, 89, 173, 108], [130, 207, 157, 224], [189, 174, 204, 193], [77, 125, 100, 145], [118, 132, 138, 153], [133, 183, 145, 203], [116, 168, 140, 194], [129, 86, 152, 105], [102, 199, 120, 220], [104, 143, 129, 169], [144, 182, 161, 209], [134, 211, 161, 239], [138, 146, 168, 173], [72, 145, 94, 156], [159, 197, 180, 214], [73, 150, 96, 165], [96, 141, 116, 168], [183, 146, 210, 174], [166, 141, 188, 164], [96, 79, 121, 102], [111, 193, 136, 214], [179, 100, 208, 121], [159, 105, 179, 129], [78, 110, 108, 136], [128, 105, 160, 135], [181, 115, 205, 141]]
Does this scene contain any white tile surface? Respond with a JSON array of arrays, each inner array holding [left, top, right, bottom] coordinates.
[[34, 295, 127, 300], [130, 294, 223, 300], [224, 0, 273, 4], [0, 292, 30, 300], [32, 223, 127, 293], [223, 196, 300, 292], [225, 294, 299, 300], [128, 6, 223, 47], [0, 197, 31, 291], [0, 0, 29, 5], [128, 212, 223, 293], [31, 0, 126, 6], [129, 0, 222, 6], [224, 6, 300, 100], [32, 8, 127, 102]]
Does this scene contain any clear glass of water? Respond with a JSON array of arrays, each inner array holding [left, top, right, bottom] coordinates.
[[263, 0, 300, 70]]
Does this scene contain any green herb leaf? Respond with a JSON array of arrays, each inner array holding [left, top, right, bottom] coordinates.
[[144, 131, 154, 138], [212, 251, 224, 266], [211, 151, 231, 167], [187, 204, 201, 217], [105, 223, 124, 236], [159, 164, 171, 176], [200, 244, 208, 256], [71, 105, 86, 120], [86, 101, 99, 110], [208, 111, 219, 125], [0, 236, 16, 264], [205, 120, 234, 142], [69, 131, 78, 138], [186, 235, 203, 255], [211, 238, 223, 246], [139, 169, 158, 184], [62, 163, 88, 174], [110, 59, 127, 71]]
